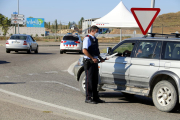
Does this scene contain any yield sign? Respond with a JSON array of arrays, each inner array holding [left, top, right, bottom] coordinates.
[[131, 8, 160, 35]]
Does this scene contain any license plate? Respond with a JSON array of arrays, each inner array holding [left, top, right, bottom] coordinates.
[[12, 41, 20, 44]]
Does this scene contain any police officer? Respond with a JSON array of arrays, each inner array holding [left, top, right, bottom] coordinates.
[[83, 25, 105, 104]]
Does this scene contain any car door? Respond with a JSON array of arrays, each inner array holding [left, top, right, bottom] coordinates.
[[129, 41, 162, 88], [100, 40, 136, 87], [30, 36, 36, 50]]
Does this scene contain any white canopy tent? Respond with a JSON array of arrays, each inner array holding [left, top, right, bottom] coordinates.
[[92, 1, 139, 40]]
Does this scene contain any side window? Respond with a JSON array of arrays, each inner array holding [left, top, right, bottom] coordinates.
[[31, 36, 35, 42], [135, 41, 157, 58], [153, 42, 162, 59], [113, 42, 135, 57], [164, 42, 180, 60], [29, 37, 32, 42]]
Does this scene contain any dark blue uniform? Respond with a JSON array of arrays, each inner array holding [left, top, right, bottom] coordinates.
[[83, 35, 100, 101]]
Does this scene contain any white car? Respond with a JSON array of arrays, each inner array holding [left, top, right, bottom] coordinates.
[[60, 33, 82, 54], [6, 34, 38, 54]]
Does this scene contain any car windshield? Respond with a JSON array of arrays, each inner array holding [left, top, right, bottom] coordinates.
[[63, 36, 79, 41], [10, 36, 27, 40]]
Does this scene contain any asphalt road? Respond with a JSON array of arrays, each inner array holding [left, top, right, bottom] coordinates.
[[0, 45, 180, 120]]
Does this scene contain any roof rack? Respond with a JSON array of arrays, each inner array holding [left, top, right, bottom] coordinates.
[[147, 33, 180, 38]]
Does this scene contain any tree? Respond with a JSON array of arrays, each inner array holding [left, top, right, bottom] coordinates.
[[0, 14, 11, 38], [54, 19, 58, 40], [44, 22, 48, 28], [68, 21, 71, 29], [78, 17, 84, 29], [48, 22, 50, 29], [29, 16, 33, 18]]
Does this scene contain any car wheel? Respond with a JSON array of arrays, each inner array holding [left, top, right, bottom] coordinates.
[[60, 50, 63, 54], [152, 80, 178, 112], [6, 50, 10, 53], [35, 46, 38, 53], [79, 71, 86, 96], [27, 46, 32, 54]]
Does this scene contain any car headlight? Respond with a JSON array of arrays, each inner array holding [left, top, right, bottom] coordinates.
[[77, 59, 82, 66]]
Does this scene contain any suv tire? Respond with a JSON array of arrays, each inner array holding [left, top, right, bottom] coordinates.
[[152, 80, 178, 112], [79, 71, 86, 96]]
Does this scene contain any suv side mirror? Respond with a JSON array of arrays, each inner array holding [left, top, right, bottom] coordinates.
[[107, 47, 112, 54]]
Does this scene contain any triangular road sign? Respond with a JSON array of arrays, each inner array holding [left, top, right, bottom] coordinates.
[[131, 8, 160, 35]]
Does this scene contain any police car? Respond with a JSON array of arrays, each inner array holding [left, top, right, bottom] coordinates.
[[60, 33, 82, 54]]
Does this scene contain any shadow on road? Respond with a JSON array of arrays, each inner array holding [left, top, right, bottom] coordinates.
[[0, 60, 10, 64], [99, 92, 154, 106], [0, 82, 26, 85], [100, 92, 180, 113], [65, 52, 83, 55], [12, 52, 55, 55]]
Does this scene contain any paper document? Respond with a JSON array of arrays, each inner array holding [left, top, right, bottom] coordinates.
[[106, 52, 118, 59]]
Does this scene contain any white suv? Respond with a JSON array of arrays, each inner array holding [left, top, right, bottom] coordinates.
[[74, 33, 180, 112]]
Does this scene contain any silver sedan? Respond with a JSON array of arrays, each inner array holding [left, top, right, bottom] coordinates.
[[6, 34, 38, 54]]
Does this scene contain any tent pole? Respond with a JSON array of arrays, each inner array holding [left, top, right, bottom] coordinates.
[[120, 29, 122, 42]]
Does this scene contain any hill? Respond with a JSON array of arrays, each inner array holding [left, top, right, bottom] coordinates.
[[153, 11, 180, 27], [110, 11, 180, 34]]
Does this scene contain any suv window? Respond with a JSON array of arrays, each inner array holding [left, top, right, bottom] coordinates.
[[135, 41, 157, 58], [163, 41, 180, 60], [10, 36, 27, 40], [63, 36, 79, 41], [113, 42, 135, 57]]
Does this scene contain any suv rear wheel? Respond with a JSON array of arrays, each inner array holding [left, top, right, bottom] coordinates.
[[152, 80, 178, 112]]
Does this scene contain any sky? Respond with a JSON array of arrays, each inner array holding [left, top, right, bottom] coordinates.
[[0, 0, 179, 25]]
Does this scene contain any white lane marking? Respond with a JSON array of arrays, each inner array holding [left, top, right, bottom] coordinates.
[[45, 71, 58, 74], [67, 55, 83, 76], [31, 81, 80, 91], [68, 61, 78, 76], [4, 76, 10, 78], [28, 73, 39, 76], [0, 89, 111, 120]]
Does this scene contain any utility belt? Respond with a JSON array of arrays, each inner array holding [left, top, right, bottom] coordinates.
[[83, 58, 94, 64]]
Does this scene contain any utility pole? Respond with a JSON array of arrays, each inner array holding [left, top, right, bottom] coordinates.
[[18, 0, 19, 34], [148, 0, 155, 34], [60, 21, 61, 40]]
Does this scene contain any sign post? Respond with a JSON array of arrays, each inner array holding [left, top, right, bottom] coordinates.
[[131, 8, 160, 35], [11, 13, 25, 34]]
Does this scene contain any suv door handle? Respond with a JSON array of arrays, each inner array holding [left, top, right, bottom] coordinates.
[[150, 63, 155, 66], [123, 61, 127, 64]]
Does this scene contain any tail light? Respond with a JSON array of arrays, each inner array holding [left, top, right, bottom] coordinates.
[[6, 40, 9, 44], [75, 41, 80, 44], [23, 41, 27, 45], [61, 41, 66, 43]]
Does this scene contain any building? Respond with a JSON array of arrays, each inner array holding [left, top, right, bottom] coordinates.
[[82, 18, 99, 34], [0, 27, 45, 37]]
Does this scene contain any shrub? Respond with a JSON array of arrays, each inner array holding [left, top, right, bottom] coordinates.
[[41, 34, 44, 36]]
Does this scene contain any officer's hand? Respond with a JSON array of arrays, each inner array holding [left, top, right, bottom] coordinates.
[[100, 59, 105, 63], [92, 58, 98, 63]]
